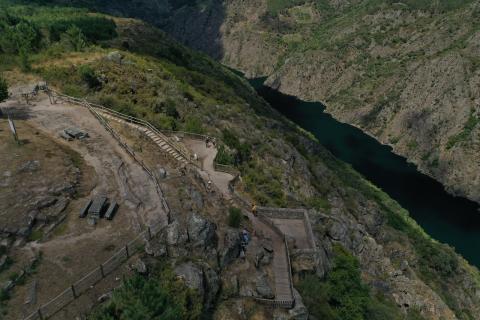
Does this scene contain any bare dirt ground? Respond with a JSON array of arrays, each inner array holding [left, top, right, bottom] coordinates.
[[184, 139, 234, 198], [0, 91, 168, 319]]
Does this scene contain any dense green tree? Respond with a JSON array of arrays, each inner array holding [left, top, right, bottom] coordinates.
[[64, 25, 86, 51]]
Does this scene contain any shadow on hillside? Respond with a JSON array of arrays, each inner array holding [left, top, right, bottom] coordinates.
[[0, 105, 33, 120], [162, 1, 226, 60]]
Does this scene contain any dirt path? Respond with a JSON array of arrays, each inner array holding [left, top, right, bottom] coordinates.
[[184, 139, 234, 198], [1, 91, 169, 319], [27, 94, 167, 228]]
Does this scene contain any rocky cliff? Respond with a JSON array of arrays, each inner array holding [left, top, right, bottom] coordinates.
[[145, 0, 480, 205], [3, 2, 480, 319]]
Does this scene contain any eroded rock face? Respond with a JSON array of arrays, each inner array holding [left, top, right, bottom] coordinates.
[[174, 261, 220, 311], [219, 228, 241, 267], [310, 208, 461, 319]]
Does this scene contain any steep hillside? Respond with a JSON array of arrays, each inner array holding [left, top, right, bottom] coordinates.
[[2, 2, 480, 320], [166, 0, 480, 206], [44, 0, 480, 206]]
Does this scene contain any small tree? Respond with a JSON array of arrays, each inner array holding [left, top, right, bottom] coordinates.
[[64, 25, 86, 51], [0, 76, 8, 103], [78, 65, 100, 88], [15, 21, 39, 71]]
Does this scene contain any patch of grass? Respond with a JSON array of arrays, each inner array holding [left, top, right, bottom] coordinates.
[[306, 196, 331, 212], [184, 116, 204, 134], [242, 159, 287, 207], [53, 223, 68, 237], [446, 110, 479, 149], [28, 229, 43, 242]]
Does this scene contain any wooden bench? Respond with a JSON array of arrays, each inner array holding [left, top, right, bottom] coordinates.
[[104, 201, 118, 220], [79, 199, 92, 218]]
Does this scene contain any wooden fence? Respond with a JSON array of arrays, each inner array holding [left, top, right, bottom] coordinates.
[[24, 223, 165, 320], [34, 87, 301, 314]]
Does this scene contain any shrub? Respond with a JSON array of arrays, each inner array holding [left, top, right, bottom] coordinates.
[[78, 65, 100, 89], [0, 76, 8, 102], [298, 245, 411, 320], [165, 104, 179, 119], [214, 145, 235, 166], [90, 266, 202, 319], [184, 116, 204, 134], [222, 128, 251, 165], [228, 207, 242, 228]]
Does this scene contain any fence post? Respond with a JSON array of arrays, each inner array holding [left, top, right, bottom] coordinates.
[[37, 308, 43, 320], [125, 245, 129, 258], [100, 264, 105, 278], [71, 285, 76, 299]]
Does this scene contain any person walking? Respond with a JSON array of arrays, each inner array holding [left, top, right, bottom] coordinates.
[[251, 202, 257, 217]]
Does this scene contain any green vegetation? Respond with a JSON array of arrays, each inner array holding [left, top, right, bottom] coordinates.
[[0, 2, 116, 71], [299, 245, 422, 320], [227, 207, 242, 228], [90, 265, 202, 320], [222, 128, 251, 165], [1, 1, 478, 318], [214, 145, 235, 166], [184, 116, 204, 134], [64, 25, 86, 51], [0, 75, 7, 102], [447, 110, 479, 149], [242, 159, 286, 207], [28, 229, 44, 242], [78, 64, 100, 89]]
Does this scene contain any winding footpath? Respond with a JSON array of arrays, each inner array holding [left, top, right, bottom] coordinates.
[[48, 89, 296, 308]]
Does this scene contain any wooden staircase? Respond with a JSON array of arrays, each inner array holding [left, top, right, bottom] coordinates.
[[96, 110, 190, 165]]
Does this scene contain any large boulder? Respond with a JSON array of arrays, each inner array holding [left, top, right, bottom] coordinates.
[[105, 51, 123, 64], [186, 212, 216, 249]]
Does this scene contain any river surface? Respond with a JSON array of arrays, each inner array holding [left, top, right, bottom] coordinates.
[[250, 78, 480, 267]]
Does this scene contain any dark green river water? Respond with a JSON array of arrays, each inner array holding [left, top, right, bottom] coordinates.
[[250, 78, 480, 267]]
